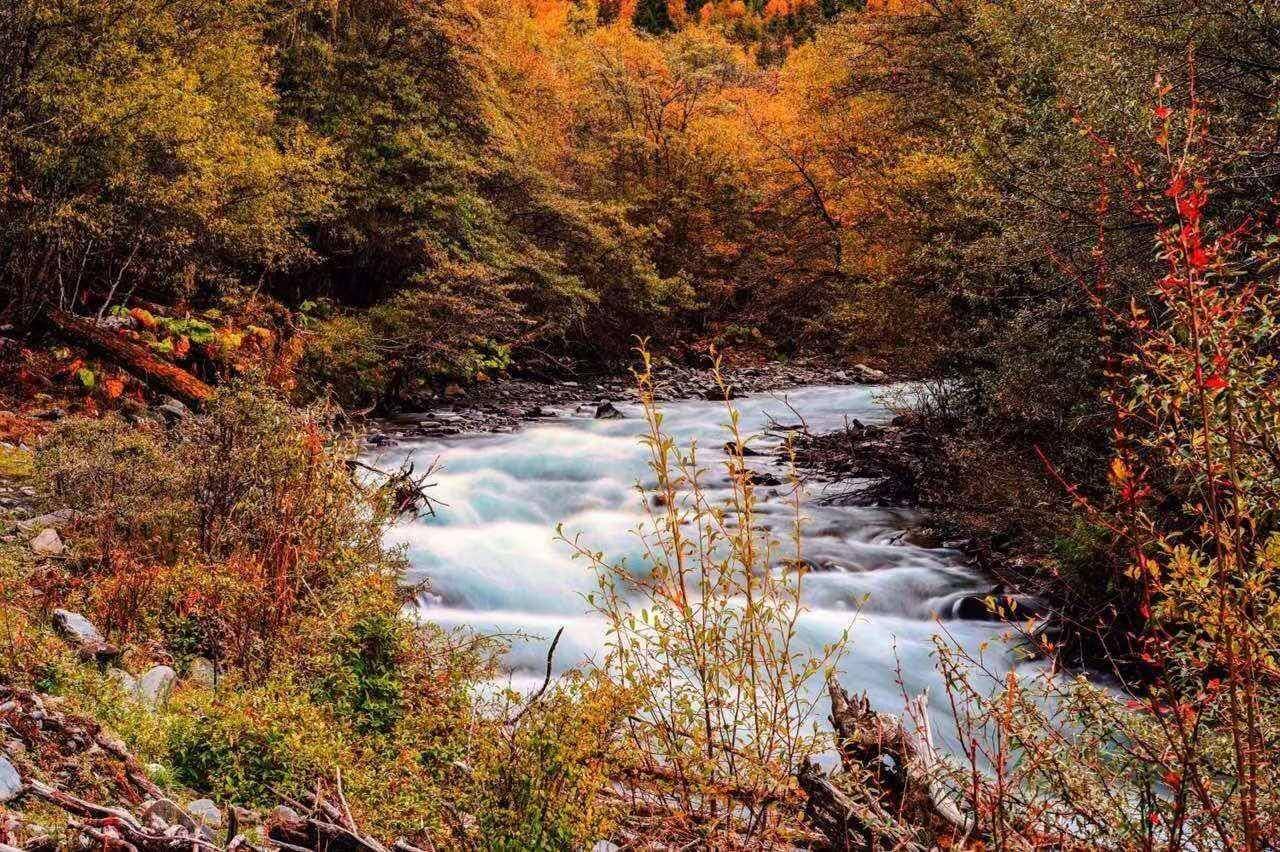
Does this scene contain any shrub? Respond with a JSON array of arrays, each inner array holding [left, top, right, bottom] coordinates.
[[37, 381, 398, 665], [561, 351, 845, 846]]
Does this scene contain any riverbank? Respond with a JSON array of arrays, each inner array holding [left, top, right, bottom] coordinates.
[[361, 358, 886, 443]]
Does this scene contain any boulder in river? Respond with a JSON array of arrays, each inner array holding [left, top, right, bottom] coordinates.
[[594, 400, 624, 420], [952, 593, 1047, 622]]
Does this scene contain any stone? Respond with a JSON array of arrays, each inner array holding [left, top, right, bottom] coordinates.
[[109, 668, 137, 693], [269, 805, 301, 826], [30, 527, 65, 557], [18, 509, 75, 532], [143, 798, 197, 831], [0, 755, 22, 803], [187, 799, 223, 829], [594, 401, 624, 420], [158, 398, 190, 422], [135, 665, 177, 708], [850, 363, 888, 383], [951, 593, 1047, 622], [49, 609, 117, 664], [188, 656, 216, 686]]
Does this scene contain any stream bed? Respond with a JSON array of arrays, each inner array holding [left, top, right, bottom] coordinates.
[[375, 383, 1040, 748]]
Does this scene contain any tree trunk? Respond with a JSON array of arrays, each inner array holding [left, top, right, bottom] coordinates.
[[46, 309, 213, 406]]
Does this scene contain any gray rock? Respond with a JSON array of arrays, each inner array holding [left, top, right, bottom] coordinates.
[[270, 805, 301, 826], [109, 668, 138, 694], [188, 656, 216, 686], [53, 609, 105, 647], [591, 843, 621, 852], [0, 755, 23, 803], [143, 798, 197, 831], [158, 398, 189, 423], [594, 401, 624, 420], [18, 509, 75, 532], [52, 609, 118, 661], [30, 527, 65, 557], [187, 799, 223, 829], [135, 665, 177, 708]]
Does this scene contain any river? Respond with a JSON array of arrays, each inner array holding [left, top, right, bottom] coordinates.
[[376, 383, 1038, 749]]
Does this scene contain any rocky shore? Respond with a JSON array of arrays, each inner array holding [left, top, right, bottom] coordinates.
[[362, 359, 887, 446]]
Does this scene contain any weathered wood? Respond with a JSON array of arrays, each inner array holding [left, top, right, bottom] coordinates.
[[46, 309, 213, 405], [800, 678, 978, 850]]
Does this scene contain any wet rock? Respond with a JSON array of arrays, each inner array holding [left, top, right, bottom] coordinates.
[[135, 665, 177, 708], [952, 593, 1047, 622], [0, 755, 22, 803], [749, 470, 783, 487], [594, 400, 624, 420], [723, 441, 765, 457], [30, 527, 65, 557]]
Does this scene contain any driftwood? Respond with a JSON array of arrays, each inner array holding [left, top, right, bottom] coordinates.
[[46, 309, 213, 406], [1, 686, 430, 852], [799, 678, 977, 851]]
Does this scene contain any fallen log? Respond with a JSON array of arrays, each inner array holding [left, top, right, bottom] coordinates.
[[46, 309, 213, 406], [799, 678, 977, 850]]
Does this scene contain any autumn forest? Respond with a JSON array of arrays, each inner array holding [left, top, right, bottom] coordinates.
[[1, 0, 1279, 849]]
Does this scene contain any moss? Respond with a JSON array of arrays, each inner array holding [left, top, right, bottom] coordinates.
[[0, 444, 33, 479]]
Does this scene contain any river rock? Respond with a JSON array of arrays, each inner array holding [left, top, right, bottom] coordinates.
[[952, 593, 1047, 622], [594, 401, 623, 420], [135, 665, 177, 708], [0, 755, 22, 803], [30, 527, 65, 557], [850, 363, 888, 383]]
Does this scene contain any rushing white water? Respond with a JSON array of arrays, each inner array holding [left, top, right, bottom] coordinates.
[[376, 384, 1035, 749]]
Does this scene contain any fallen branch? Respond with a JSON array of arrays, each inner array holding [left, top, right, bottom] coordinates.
[[46, 309, 213, 406]]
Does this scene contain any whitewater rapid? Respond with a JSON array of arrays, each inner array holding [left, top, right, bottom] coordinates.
[[376, 384, 1032, 747]]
